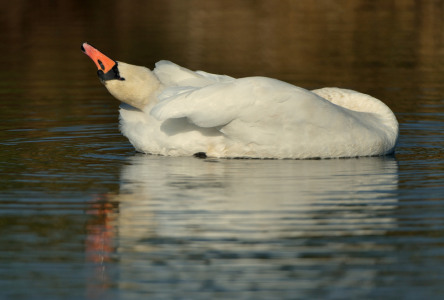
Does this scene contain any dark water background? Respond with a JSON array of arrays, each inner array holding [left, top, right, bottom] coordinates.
[[0, 1, 443, 299]]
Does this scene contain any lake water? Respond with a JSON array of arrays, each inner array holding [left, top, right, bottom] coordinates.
[[1, 1, 443, 299]]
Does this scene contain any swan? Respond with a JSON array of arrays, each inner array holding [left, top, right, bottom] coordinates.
[[81, 42, 398, 159]]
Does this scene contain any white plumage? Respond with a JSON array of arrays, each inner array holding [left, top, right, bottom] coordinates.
[[118, 61, 398, 158], [82, 43, 398, 159]]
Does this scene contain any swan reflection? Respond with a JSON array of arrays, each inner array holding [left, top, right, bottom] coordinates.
[[117, 155, 398, 239], [90, 156, 399, 298]]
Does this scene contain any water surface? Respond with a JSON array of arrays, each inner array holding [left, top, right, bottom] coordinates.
[[0, 1, 443, 299]]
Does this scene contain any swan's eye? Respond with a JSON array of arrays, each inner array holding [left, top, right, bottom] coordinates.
[[97, 59, 105, 70]]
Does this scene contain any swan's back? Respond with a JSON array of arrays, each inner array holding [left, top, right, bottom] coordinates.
[[149, 74, 398, 158]]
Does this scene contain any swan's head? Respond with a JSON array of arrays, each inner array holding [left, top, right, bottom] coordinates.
[[81, 42, 159, 110]]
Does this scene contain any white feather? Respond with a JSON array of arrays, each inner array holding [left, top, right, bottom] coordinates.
[[109, 61, 398, 158]]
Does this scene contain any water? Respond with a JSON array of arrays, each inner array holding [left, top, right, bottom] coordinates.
[[1, 1, 443, 299]]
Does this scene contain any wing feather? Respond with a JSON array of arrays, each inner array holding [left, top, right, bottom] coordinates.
[[153, 60, 234, 88], [151, 81, 249, 127], [150, 77, 319, 128]]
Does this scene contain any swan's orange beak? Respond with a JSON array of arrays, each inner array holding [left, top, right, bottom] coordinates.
[[81, 43, 124, 82], [81, 43, 116, 73]]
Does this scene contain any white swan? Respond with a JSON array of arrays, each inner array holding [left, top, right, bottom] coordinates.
[[81, 43, 398, 159]]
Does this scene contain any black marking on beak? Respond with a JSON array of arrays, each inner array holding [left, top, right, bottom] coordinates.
[[97, 62, 125, 82], [97, 59, 105, 70], [81, 44, 85, 52]]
